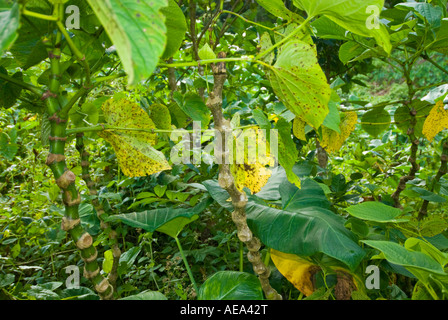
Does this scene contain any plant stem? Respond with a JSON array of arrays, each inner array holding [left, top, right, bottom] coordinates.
[[0, 72, 42, 96], [158, 57, 252, 69], [22, 9, 59, 21], [254, 15, 313, 61], [206, 52, 282, 300], [221, 10, 285, 36], [174, 236, 198, 295], [66, 124, 259, 136], [56, 21, 91, 86]]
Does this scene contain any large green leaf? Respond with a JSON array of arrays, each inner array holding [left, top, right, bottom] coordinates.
[[0, 0, 20, 53], [280, 178, 331, 211], [120, 290, 167, 300], [362, 240, 447, 275], [345, 201, 408, 223], [86, 0, 167, 85], [203, 180, 364, 270], [198, 271, 264, 300], [107, 198, 211, 238], [160, 0, 187, 59], [268, 41, 331, 129], [245, 200, 365, 270], [292, 0, 391, 54]]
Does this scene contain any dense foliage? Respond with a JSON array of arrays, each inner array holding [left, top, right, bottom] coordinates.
[[1, 0, 448, 301]]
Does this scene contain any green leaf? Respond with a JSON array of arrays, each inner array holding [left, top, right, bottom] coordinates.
[[292, 0, 391, 54], [107, 199, 211, 238], [198, 271, 263, 300], [149, 103, 172, 130], [361, 107, 391, 137], [161, 0, 187, 59], [0, 0, 20, 53], [394, 100, 432, 138], [246, 200, 365, 271], [280, 178, 331, 211], [174, 92, 211, 128], [0, 132, 18, 161], [0, 67, 23, 109], [198, 43, 216, 61], [345, 201, 408, 223], [256, 0, 299, 21], [405, 238, 448, 268], [86, 0, 167, 85], [118, 246, 141, 276], [362, 240, 447, 275], [311, 16, 348, 40], [411, 187, 447, 203], [102, 249, 114, 274], [275, 118, 301, 187], [120, 290, 168, 300], [395, 2, 443, 28], [322, 101, 341, 133], [60, 287, 99, 300], [268, 40, 331, 129], [339, 40, 373, 65], [69, 102, 99, 127], [0, 273, 14, 288]]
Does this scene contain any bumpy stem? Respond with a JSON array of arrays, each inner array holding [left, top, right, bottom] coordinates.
[[42, 5, 113, 299], [75, 134, 122, 288], [46, 118, 114, 299], [418, 140, 448, 220], [206, 52, 282, 300]]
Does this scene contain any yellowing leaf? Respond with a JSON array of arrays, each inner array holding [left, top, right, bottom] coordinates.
[[293, 116, 307, 141], [231, 163, 272, 194], [422, 101, 448, 142], [320, 111, 357, 153], [98, 98, 171, 177], [230, 128, 274, 194], [270, 249, 320, 296]]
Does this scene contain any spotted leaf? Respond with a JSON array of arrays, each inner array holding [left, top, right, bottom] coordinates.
[[230, 128, 274, 194], [320, 111, 357, 153], [268, 40, 331, 129], [98, 98, 171, 177]]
